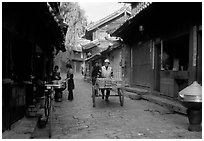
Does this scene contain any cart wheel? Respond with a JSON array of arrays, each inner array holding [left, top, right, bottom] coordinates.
[[118, 88, 124, 106], [92, 86, 96, 107]]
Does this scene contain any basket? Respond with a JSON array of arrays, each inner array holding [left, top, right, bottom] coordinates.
[[26, 105, 37, 117]]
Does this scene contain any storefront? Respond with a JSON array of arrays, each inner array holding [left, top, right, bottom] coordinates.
[[112, 2, 202, 99], [159, 34, 189, 97], [2, 2, 67, 131]]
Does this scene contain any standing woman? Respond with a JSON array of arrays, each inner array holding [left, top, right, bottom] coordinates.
[[66, 65, 75, 101]]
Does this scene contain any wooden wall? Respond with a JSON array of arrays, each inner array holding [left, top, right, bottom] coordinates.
[[131, 41, 151, 88], [109, 49, 122, 80], [122, 44, 131, 86]]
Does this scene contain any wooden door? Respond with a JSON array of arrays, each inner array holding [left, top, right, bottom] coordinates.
[[131, 42, 151, 88]]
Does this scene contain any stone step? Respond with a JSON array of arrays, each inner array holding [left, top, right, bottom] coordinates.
[[141, 94, 187, 115], [123, 87, 149, 95]]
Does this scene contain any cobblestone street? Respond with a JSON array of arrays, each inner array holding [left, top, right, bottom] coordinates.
[[31, 73, 201, 139], [3, 2, 202, 140]]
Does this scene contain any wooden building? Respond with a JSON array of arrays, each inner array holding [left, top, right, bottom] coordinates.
[[82, 6, 131, 81], [72, 49, 84, 73], [85, 6, 131, 41], [100, 38, 123, 81], [70, 38, 90, 74], [2, 2, 67, 131], [82, 39, 113, 80], [112, 2, 202, 98]]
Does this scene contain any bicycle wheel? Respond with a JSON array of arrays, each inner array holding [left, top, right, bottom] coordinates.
[[44, 97, 49, 123], [118, 88, 124, 106]]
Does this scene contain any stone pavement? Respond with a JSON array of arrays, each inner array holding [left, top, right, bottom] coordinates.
[[2, 73, 202, 139], [41, 73, 202, 139], [126, 91, 187, 115], [85, 77, 187, 115], [2, 117, 37, 139]]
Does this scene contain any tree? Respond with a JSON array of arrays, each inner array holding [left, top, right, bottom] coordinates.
[[55, 2, 87, 66]]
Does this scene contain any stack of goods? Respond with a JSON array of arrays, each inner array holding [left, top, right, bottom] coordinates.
[[96, 78, 112, 88]]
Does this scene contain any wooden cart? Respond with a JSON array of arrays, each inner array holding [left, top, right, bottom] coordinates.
[[92, 78, 124, 107]]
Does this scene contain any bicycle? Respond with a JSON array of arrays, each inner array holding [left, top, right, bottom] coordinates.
[[38, 83, 59, 138], [44, 84, 55, 138], [38, 81, 65, 138]]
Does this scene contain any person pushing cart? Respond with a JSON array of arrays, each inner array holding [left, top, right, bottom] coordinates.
[[100, 59, 113, 101]]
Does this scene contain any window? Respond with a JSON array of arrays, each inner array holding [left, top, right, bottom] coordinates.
[[162, 35, 189, 71]]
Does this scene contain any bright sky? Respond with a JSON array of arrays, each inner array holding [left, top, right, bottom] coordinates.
[[78, 2, 124, 23]]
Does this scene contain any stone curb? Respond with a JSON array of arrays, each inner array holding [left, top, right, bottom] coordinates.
[[141, 94, 187, 115], [123, 90, 187, 115]]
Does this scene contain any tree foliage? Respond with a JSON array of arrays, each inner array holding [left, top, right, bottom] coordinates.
[[54, 2, 87, 67]]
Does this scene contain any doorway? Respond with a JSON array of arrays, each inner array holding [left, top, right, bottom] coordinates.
[[160, 34, 189, 98]]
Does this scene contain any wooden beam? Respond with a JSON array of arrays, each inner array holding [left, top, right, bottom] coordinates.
[[189, 26, 197, 84]]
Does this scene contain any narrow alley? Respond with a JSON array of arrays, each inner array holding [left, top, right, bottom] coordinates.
[[31, 73, 201, 139], [2, 2, 202, 139]]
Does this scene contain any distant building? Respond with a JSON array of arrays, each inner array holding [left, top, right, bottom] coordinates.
[[71, 38, 90, 73], [82, 6, 131, 81]]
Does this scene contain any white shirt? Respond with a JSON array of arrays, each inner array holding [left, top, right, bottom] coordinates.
[[101, 66, 113, 78]]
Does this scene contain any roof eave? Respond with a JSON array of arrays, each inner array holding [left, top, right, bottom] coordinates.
[[111, 2, 152, 37], [87, 8, 131, 32]]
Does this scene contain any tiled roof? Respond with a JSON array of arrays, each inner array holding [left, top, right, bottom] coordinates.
[[84, 39, 121, 62], [86, 6, 131, 31], [81, 39, 100, 51], [82, 38, 117, 51], [85, 53, 101, 62], [83, 38, 120, 62], [73, 38, 91, 52], [101, 41, 122, 55], [111, 2, 152, 36]]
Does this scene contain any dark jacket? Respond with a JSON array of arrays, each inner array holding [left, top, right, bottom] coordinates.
[[68, 74, 75, 90], [91, 66, 101, 78]]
